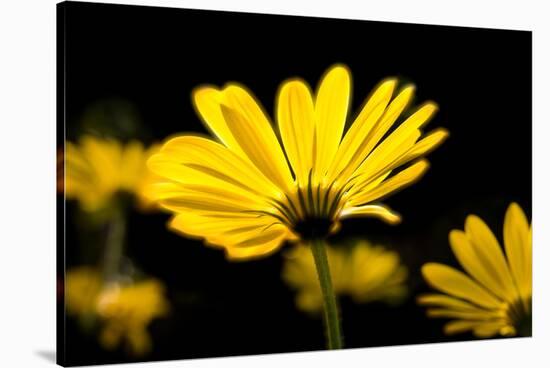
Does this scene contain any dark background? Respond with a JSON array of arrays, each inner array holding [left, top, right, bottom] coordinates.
[[58, 1, 532, 366]]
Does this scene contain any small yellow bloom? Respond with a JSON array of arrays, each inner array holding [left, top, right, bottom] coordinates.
[[65, 267, 169, 356], [148, 64, 448, 260], [96, 280, 170, 356], [64, 135, 159, 212], [418, 203, 532, 338], [65, 267, 103, 318], [282, 240, 408, 313]]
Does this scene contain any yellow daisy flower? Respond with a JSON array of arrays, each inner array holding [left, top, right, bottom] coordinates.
[[418, 203, 532, 338], [96, 280, 170, 356], [148, 64, 448, 260], [64, 135, 159, 212], [283, 240, 408, 313], [65, 267, 169, 356]]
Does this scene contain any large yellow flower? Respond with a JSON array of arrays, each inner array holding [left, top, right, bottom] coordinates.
[[283, 240, 408, 313], [418, 203, 532, 337], [64, 135, 158, 212], [148, 64, 448, 260]]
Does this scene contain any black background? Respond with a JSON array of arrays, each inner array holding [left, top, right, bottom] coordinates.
[[59, 1, 532, 366]]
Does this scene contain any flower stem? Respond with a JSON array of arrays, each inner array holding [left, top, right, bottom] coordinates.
[[102, 206, 126, 281], [309, 238, 343, 349]]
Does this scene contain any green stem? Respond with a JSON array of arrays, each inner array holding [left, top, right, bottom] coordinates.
[[310, 238, 343, 349], [102, 206, 126, 281]]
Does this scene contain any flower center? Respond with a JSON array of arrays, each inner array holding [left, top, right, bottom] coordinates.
[[293, 217, 334, 240], [267, 174, 349, 240], [507, 297, 532, 337]]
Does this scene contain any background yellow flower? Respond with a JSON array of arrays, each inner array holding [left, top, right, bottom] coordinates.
[[418, 203, 532, 337], [64, 135, 159, 212], [65, 267, 169, 356], [148, 64, 448, 260], [96, 280, 170, 356], [282, 240, 408, 314]]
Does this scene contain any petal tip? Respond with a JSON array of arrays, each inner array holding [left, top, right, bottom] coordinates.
[[326, 63, 351, 75], [421, 262, 439, 277], [389, 214, 402, 225]]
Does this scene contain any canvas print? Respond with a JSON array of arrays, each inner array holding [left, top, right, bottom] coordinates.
[[56, 1, 532, 366]]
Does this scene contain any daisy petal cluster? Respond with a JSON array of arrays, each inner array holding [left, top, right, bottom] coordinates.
[[148, 64, 448, 259], [418, 203, 532, 337]]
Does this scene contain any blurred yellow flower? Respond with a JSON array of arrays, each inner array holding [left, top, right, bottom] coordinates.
[[65, 267, 169, 356], [148, 64, 448, 260], [282, 241, 408, 313], [64, 135, 159, 212], [65, 266, 102, 318], [418, 203, 532, 337], [96, 280, 170, 356]]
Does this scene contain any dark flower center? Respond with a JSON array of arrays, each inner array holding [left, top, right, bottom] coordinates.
[[293, 217, 334, 240]]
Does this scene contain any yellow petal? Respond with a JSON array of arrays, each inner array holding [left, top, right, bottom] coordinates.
[[349, 159, 430, 206], [503, 202, 531, 303], [339, 85, 415, 183], [169, 212, 275, 242], [159, 194, 252, 214], [472, 322, 510, 338], [444, 320, 483, 335], [445, 320, 513, 337], [81, 137, 121, 190], [295, 291, 324, 313], [119, 141, 145, 191], [65, 144, 93, 195], [327, 78, 396, 182], [357, 102, 436, 174], [192, 86, 245, 155], [426, 308, 505, 321], [465, 215, 516, 301], [148, 135, 282, 200], [65, 142, 90, 175], [170, 212, 292, 261], [219, 97, 294, 192], [340, 204, 401, 225], [148, 161, 269, 207], [395, 128, 449, 167], [349, 130, 421, 196], [417, 293, 486, 312], [314, 65, 351, 176], [230, 227, 288, 247], [223, 229, 288, 260], [149, 182, 268, 215], [277, 79, 315, 184], [449, 229, 517, 303], [218, 224, 289, 245], [421, 263, 503, 309], [348, 245, 405, 298]]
